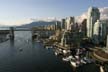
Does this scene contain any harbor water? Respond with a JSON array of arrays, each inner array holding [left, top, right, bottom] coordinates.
[[0, 31, 73, 72]]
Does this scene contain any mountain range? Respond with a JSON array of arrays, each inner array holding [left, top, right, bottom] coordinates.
[[17, 20, 61, 28]]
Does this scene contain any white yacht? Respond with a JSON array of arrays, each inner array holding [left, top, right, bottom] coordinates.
[[70, 61, 77, 67]]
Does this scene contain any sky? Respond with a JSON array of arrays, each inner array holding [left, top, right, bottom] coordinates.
[[0, 0, 108, 26]]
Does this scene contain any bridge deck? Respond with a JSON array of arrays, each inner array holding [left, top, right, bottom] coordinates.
[[0, 30, 10, 34]]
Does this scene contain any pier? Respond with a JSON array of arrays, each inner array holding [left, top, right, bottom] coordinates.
[[54, 44, 70, 50]]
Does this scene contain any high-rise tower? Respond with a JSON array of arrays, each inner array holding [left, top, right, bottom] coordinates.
[[87, 7, 100, 38], [66, 17, 75, 31], [61, 19, 65, 30]]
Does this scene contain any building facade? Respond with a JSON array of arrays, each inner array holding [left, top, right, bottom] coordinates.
[[61, 19, 65, 30], [65, 17, 75, 31], [100, 20, 107, 42], [81, 19, 87, 37], [87, 7, 100, 38], [92, 20, 101, 44]]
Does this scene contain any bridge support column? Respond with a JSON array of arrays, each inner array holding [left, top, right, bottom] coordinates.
[[9, 27, 14, 40]]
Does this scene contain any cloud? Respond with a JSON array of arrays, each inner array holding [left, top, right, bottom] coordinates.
[[76, 7, 108, 23], [0, 19, 33, 26], [99, 7, 108, 20], [30, 17, 61, 22], [76, 12, 87, 23], [0, 17, 61, 26], [1, 7, 108, 26]]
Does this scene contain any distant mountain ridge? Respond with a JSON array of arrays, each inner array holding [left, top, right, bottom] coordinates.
[[18, 20, 61, 28]]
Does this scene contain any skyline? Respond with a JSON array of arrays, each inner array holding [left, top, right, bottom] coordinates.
[[0, 0, 108, 26]]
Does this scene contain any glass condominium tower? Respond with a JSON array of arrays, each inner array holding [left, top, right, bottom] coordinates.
[[87, 7, 100, 38]]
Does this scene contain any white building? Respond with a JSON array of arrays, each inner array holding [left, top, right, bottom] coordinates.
[[93, 20, 100, 36], [87, 7, 100, 38], [92, 20, 100, 44], [93, 19, 108, 44], [65, 17, 74, 31]]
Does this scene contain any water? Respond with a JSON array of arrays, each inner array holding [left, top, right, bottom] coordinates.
[[0, 31, 73, 72]]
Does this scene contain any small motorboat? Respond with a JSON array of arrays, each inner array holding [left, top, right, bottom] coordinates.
[[62, 55, 75, 62], [70, 60, 77, 67], [100, 66, 104, 72], [80, 59, 87, 64], [54, 51, 62, 56], [45, 46, 53, 49], [55, 52, 58, 56], [54, 49, 63, 56], [83, 57, 93, 63]]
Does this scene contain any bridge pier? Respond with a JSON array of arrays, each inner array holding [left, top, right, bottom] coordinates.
[[9, 27, 14, 40]]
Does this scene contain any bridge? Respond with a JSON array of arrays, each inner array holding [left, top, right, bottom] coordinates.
[[0, 27, 15, 40], [0, 30, 10, 34], [14, 27, 31, 31], [0, 27, 55, 40]]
